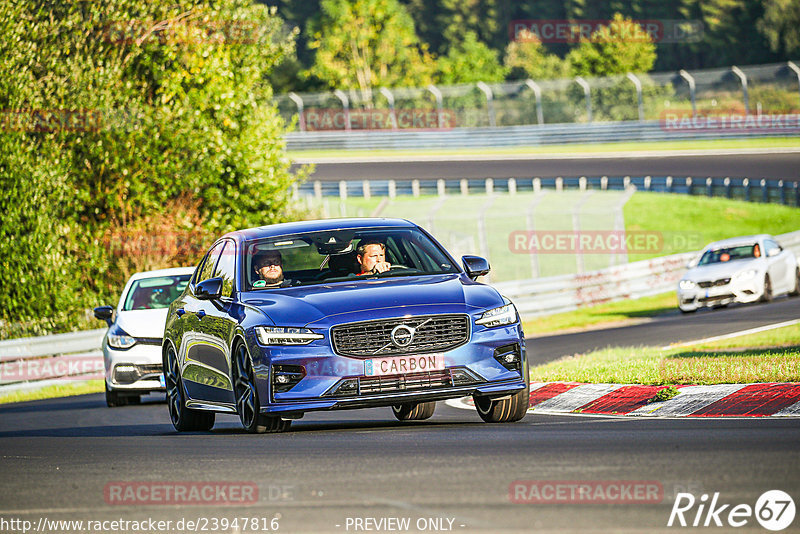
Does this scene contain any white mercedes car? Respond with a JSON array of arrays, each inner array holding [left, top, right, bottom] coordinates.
[[677, 234, 799, 313], [93, 267, 195, 406]]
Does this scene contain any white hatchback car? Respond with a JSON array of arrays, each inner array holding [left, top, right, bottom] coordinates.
[[94, 267, 195, 406], [677, 234, 799, 313]]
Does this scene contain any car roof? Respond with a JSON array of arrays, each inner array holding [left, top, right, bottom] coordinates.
[[223, 218, 418, 243], [703, 234, 773, 250], [127, 266, 196, 281]]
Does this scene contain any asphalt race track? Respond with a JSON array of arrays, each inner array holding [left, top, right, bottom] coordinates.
[[293, 152, 800, 181], [527, 296, 800, 365], [2, 392, 799, 533]]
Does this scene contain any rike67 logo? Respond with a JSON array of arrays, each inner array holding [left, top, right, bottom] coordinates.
[[668, 490, 795, 531]]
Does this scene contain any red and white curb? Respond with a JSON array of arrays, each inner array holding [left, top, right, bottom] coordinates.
[[446, 382, 800, 417]]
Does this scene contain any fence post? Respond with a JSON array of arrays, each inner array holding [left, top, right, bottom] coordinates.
[[379, 87, 398, 130], [485, 178, 494, 195], [427, 85, 445, 129], [339, 180, 347, 198], [313, 181, 322, 200], [686, 176, 693, 195], [575, 77, 592, 122], [731, 66, 749, 115], [601, 176, 608, 190], [556, 177, 563, 191], [579, 176, 587, 191], [477, 82, 496, 128], [644, 176, 651, 191], [533, 178, 541, 193], [788, 62, 800, 107], [624, 176, 631, 189], [362, 180, 371, 200], [724, 177, 731, 198], [706, 177, 713, 197], [761, 178, 767, 203], [388, 180, 397, 199], [412, 179, 421, 197], [743, 178, 750, 201], [333, 89, 351, 130], [666, 176, 672, 192], [437, 179, 446, 197], [508, 178, 517, 195], [460, 179, 469, 195], [626, 73, 644, 122], [525, 80, 544, 126], [288, 92, 306, 132], [679, 70, 697, 117], [779, 180, 786, 204]]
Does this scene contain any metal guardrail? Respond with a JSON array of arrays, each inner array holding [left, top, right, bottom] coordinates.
[[2, 229, 799, 393], [285, 119, 800, 151]]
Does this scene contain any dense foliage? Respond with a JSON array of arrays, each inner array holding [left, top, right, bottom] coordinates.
[[0, 0, 302, 337]]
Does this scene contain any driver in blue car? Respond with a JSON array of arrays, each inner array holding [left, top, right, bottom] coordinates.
[[356, 240, 391, 275], [254, 250, 286, 288]]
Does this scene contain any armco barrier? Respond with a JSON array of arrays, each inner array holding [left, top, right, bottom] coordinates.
[[285, 119, 799, 151], [2, 230, 799, 393]]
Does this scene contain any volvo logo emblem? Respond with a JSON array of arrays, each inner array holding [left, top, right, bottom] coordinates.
[[390, 324, 415, 348]]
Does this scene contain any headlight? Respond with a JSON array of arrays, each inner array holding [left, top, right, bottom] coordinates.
[[476, 303, 518, 328], [734, 269, 758, 281], [679, 280, 696, 290], [256, 326, 324, 345], [108, 331, 136, 349]]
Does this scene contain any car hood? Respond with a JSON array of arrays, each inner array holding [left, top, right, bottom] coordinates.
[[239, 274, 503, 327], [684, 258, 763, 281], [114, 309, 170, 338]]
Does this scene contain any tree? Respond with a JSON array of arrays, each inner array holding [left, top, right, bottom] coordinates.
[[437, 31, 507, 84], [305, 0, 436, 98], [567, 13, 657, 76], [504, 31, 569, 80], [758, 0, 800, 56]]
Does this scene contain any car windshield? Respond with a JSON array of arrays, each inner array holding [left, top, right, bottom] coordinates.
[[245, 227, 459, 289], [123, 275, 192, 310], [698, 244, 759, 266]]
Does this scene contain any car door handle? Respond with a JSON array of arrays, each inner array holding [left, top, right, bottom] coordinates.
[[176, 308, 186, 317], [197, 310, 206, 319]]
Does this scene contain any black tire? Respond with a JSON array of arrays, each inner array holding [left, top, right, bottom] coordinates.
[[105, 382, 125, 407], [164, 345, 215, 432], [760, 275, 773, 303], [679, 307, 696, 314], [474, 385, 530, 423], [392, 401, 436, 421], [790, 268, 800, 297], [233, 343, 291, 434]]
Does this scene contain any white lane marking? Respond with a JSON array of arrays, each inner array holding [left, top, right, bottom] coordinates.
[[627, 384, 748, 417], [533, 383, 623, 412], [291, 147, 800, 164], [662, 318, 800, 350]]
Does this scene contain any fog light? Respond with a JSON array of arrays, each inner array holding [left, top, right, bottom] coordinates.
[[272, 364, 305, 394], [493, 344, 522, 373], [324, 378, 359, 397]]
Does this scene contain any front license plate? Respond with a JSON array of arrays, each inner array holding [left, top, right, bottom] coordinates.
[[364, 354, 445, 377]]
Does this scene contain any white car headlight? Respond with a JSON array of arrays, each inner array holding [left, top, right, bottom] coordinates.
[[256, 326, 323, 345], [108, 333, 136, 349], [476, 303, 518, 328], [734, 269, 758, 281], [679, 280, 696, 290]]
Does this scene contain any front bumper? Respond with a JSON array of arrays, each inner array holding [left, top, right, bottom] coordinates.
[[677, 278, 763, 311], [103, 342, 165, 392]]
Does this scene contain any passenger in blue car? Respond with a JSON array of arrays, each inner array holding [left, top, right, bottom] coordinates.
[[254, 250, 285, 287], [356, 240, 391, 275]]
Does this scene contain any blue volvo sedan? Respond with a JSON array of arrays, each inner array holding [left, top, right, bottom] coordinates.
[[163, 218, 529, 433]]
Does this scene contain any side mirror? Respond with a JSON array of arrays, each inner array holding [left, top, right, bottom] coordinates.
[[686, 256, 700, 269], [93, 305, 114, 327], [196, 277, 223, 300], [462, 255, 490, 281]]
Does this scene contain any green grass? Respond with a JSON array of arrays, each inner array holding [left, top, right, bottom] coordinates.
[[289, 137, 800, 159], [530, 324, 800, 385], [523, 291, 676, 335], [625, 193, 800, 261], [0, 380, 104, 404]]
